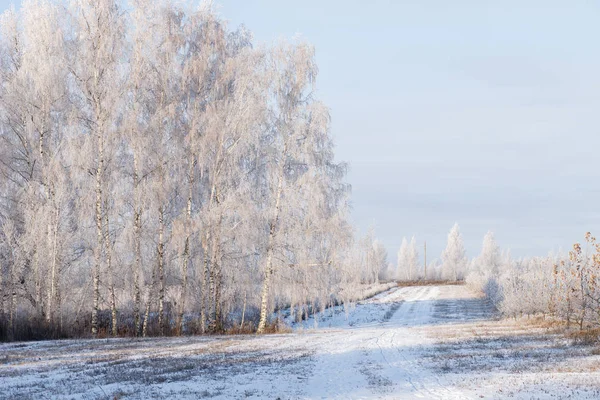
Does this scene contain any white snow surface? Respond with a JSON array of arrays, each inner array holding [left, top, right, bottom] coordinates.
[[2, 285, 600, 399]]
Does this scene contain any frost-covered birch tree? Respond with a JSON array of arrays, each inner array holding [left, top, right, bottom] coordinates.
[[407, 236, 419, 281], [397, 237, 408, 280], [441, 223, 467, 281]]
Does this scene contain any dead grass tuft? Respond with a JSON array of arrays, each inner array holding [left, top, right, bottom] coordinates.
[[568, 328, 600, 346]]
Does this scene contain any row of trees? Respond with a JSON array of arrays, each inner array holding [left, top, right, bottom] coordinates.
[[394, 223, 469, 281], [0, 0, 384, 341]]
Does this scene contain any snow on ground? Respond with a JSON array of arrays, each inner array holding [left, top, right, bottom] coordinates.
[[2, 285, 600, 399]]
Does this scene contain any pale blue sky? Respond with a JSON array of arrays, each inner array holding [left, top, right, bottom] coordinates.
[[2, 0, 600, 263]]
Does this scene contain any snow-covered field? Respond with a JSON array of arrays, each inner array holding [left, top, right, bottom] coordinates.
[[2, 285, 600, 399]]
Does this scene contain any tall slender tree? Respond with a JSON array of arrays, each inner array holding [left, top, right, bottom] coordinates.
[[441, 223, 467, 281]]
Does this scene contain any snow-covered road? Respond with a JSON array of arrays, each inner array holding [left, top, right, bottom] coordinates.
[[301, 285, 474, 399], [2, 284, 600, 399]]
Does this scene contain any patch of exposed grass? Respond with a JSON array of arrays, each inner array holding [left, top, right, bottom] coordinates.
[[396, 280, 465, 287]]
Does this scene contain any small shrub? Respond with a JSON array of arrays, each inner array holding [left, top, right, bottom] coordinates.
[[260, 319, 292, 334], [225, 322, 256, 335]]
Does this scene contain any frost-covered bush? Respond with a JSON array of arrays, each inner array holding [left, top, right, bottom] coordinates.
[[495, 257, 554, 318], [466, 231, 502, 305], [482, 233, 600, 330]]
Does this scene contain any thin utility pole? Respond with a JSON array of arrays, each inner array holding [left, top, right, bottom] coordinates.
[[424, 241, 427, 280]]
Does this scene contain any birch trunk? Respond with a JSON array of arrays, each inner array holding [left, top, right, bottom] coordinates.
[[142, 263, 156, 338], [40, 123, 48, 323], [207, 252, 215, 330], [177, 238, 189, 335], [157, 206, 166, 335], [48, 205, 60, 326], [177, 155, 193, 335], [46, 218, 54, 323], [210, 206, 223, 331], [33, 246, 42, 320], [104, 210, 117, 336], [240, 290, 247, 330], [257, 154, 286, 334], [200, 232, 209, 333], [133, 152, 142, 335], [0, 258, 3, 319], [205, 131, 226, 332], [9, 254, 17, 341], [92, 127, 104, 337]]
